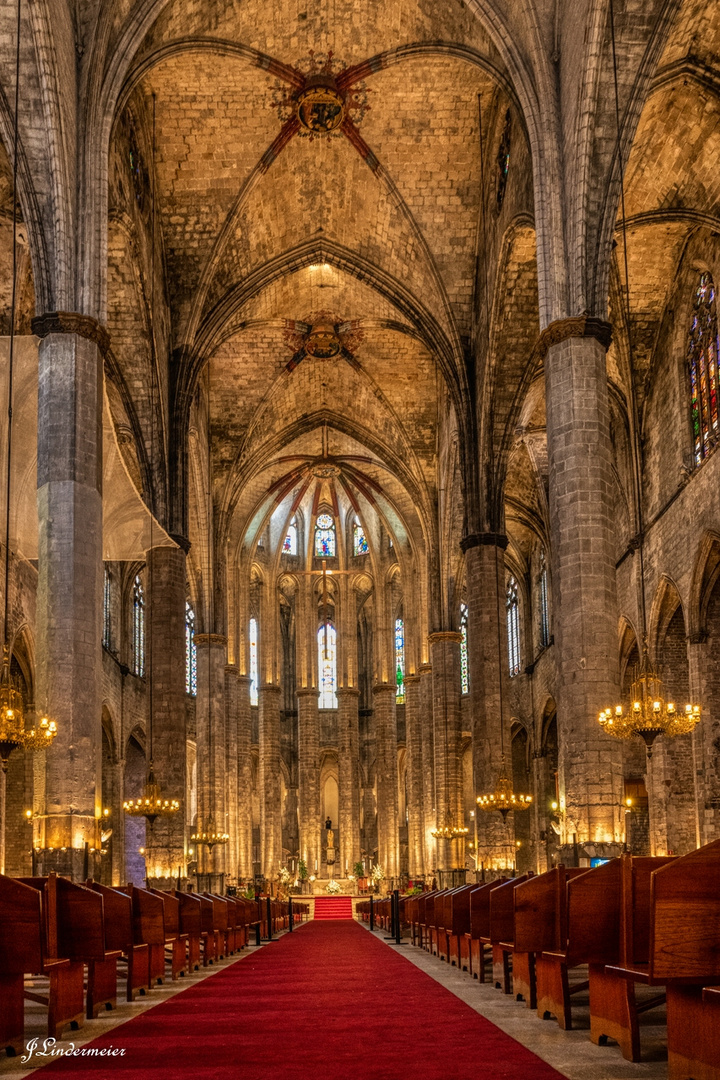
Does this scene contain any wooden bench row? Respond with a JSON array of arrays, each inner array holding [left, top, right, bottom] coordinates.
[[0, 874, 276, 1056], [366, 840, 720, 1080]]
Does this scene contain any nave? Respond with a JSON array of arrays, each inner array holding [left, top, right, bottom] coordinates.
[[2, 917, 576, 1080]]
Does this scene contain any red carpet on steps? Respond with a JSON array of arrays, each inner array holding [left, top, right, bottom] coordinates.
[[34, 921, 567, 1080], [313, 895, 353, 918]]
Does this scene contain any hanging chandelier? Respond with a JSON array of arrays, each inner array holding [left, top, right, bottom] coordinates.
[[22, 711, 58, 752], [477, 767, 533, 822], [123, 762, 180, 826], [431, 816, 469, 841], [0, 645, 25, 770], [190, 816, 229, 849], [598, 648, 700, 756]]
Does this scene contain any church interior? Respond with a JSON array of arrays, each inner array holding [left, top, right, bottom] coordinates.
[[1, 1, 720, 1078]]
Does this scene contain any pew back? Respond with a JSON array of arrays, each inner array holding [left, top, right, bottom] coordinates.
[[87, 883, 134, 952], [490, 874, 531, 945], [514, 867, 587, 954], [0, 873, 43, 974], [650, 838, 720, 980]]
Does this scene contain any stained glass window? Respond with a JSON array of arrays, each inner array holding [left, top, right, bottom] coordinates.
[[186, 602, 197, 696], [688, 272, 720, 464], [395, 617, 405, 704], [539, 550, 550, 648], [132, 574, 145, 677], [318, 622, 337, 709], [103, 568, 112, 651], [496, 109, 511, 209], [283, 517, 298, 555], [249, 617, 259, 707], [460, 602, 469, 695], [314, 513, 336, 557], [353, 520, 369, 556], [507, 576, 521, 676]]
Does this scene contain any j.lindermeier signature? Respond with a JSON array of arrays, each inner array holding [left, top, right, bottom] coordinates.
[[22, 1037, 126, 1062]]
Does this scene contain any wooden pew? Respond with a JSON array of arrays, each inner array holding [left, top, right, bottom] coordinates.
[[202, 893, 229, 959], [489, 874, 532, 996], [513, 866, 588, 1023], [124, 885, 168, 985], [148, 889, 188, 979], [88, 882, 150, 1001], [446, 886, 474, 968], [648, 839, 720, 1079], [172, 891, 204, 971], [416, 890, 438, 951], [0, 874, 45, 1054], [468, 878, 508, 981], [54, 877, 122, 1019], [18, 875, 86, 1040], [565, 855, 673, 1061]]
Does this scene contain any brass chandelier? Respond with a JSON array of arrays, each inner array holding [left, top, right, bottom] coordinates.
[[431, 817, 469, 841], [123, 763, 180, 826], [598, 647, 700, 757], [190, 816, 229, 849]]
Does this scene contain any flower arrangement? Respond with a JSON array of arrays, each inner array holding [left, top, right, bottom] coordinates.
[[298, 859, 308, 881], [371, 864, 385, 884], [326, 879, 342, 894], [279, 866, 291, 885]]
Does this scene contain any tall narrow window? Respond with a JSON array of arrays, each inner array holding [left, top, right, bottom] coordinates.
[[506, 576, 521, 676], [283, 517, 298, 555], [103, 568, 112, 650], [314, 513, 336, 557], [395, 617, 405, 704], [185, 602, 197, 696], [132, 574, 145, 677], [496, 109, 511, 209], [353, 519, 369, 556], [249, 617, 259, 707], [539, 550, 550, 648], [689, 271, 720, 464], [318, 622, 337, 709], [460, 602, 469, 695]]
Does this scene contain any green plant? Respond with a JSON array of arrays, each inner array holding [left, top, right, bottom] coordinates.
[[353, 861, 365, 878], [298, 858, 308, 880], [241, 886, 255, 900]]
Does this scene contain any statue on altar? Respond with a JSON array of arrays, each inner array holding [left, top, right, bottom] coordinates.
[[325, 818, 335, 866]]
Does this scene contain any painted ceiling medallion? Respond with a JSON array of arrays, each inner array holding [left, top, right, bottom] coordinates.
[[296, 75, 345, 135], [305, 320, 341, 358], [312, 464, 342, 478]]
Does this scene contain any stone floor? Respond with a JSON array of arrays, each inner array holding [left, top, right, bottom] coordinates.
[[367, 925, 669, 1080]]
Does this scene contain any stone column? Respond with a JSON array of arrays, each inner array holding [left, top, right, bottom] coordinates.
[[544, 323, 624, 856], [143, 545, 187, 885], [462, 536, 513, 868], [297, 687, 321, 874], [236, 673, 254, 879], [195, 634, 227, 877], [258, 683, 282, 879], [34, 317, 107, 879], [336, 687, 360, 876], [373, 683, 399, 882], [419, 663, 435, 874], [429, 633, 464, 872], [403, 674, 425, 877], [224, 665, 239, 882]]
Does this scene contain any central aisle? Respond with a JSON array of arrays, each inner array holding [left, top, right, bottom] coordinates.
[[37, 921, 567, 1080]]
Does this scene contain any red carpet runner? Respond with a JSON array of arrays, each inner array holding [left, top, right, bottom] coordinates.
[[34, 921, 567, 1080], [313, 895, 353, 918]]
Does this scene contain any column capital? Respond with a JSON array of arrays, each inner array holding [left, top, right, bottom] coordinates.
[[460, 532, 508, 552], [336, 686, 360, 697], [404, 673, 421, 685], [428, 631, 463, 645], [419, 663, 432, 674], [537, 314, 612, 357], [32, 311, 111, 355], [296, 686, 319, 699], [194, 633, 227, 648], [372, 683, 395, 695], [260, 682, 282, 695], [237, 673, 252, 685], [225, 664, 238, 676]]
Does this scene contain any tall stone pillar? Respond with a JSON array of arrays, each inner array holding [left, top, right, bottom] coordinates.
[[34, 317, 106, 879], [236, 673, 254, 879], [297, 687, 321, 874], [195, 634, 227, 876], [336, 687, 360, 876], [224, 665, 239, 882], [544, 323, 624, 855], [143, 545, 187, 885], [419, 663, 435, 875], [404, 673, 425, 877], [462, 536, 513, 868], [258, 683, 282, 879], [429, 633, 464, 872], [373, 683, 399, 882]]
